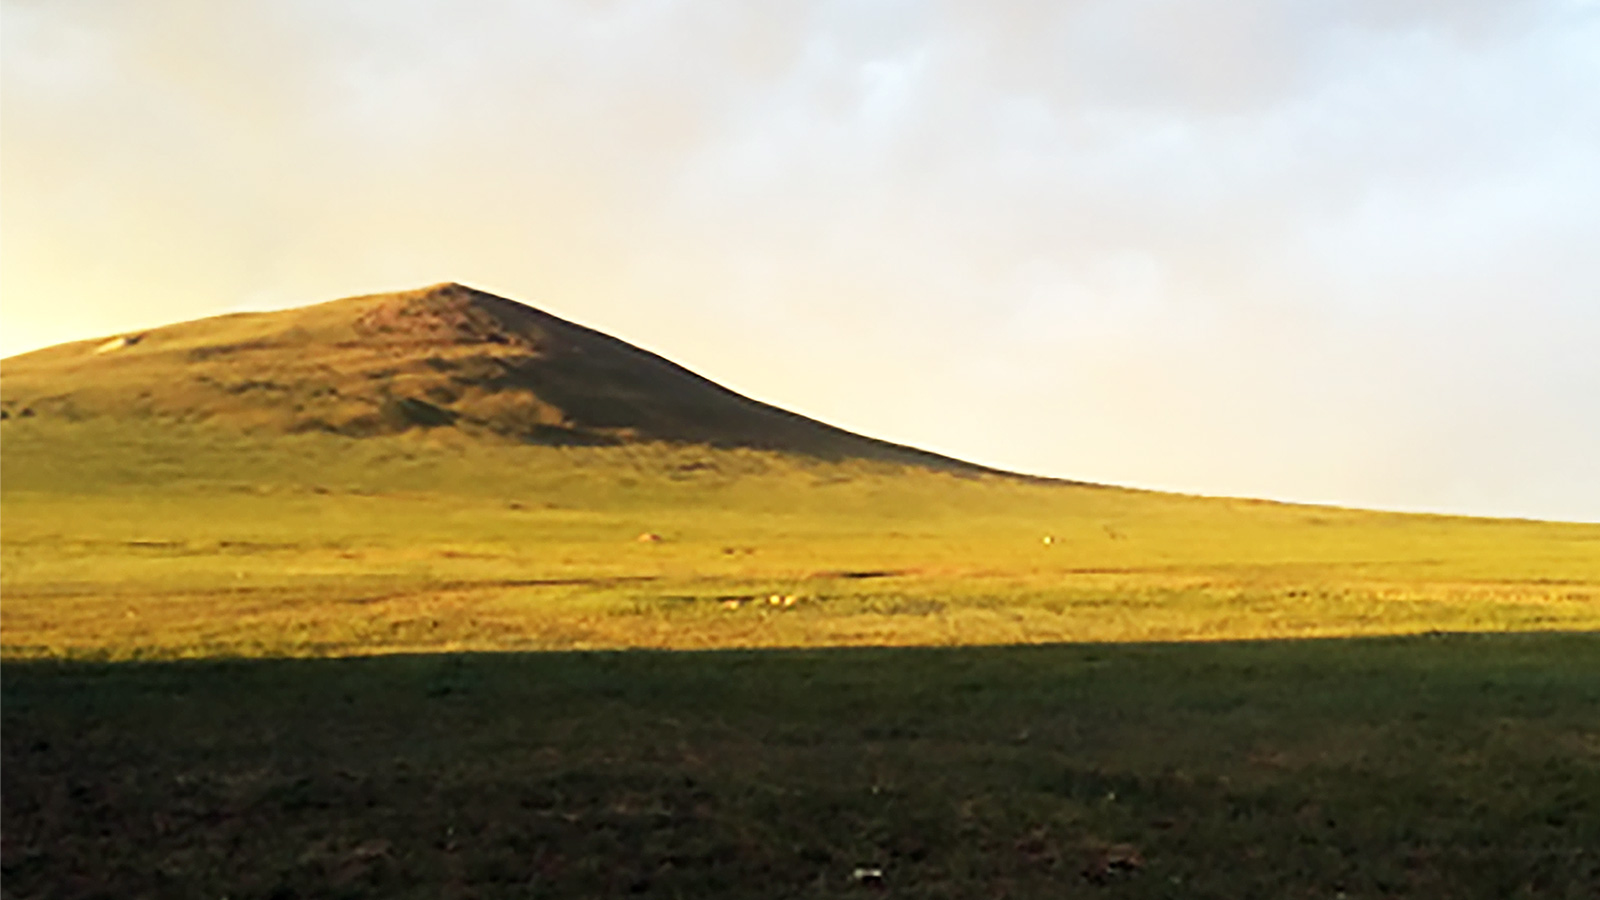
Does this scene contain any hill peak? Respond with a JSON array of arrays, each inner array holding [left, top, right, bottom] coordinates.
[[356, 280, 508, 314], [333, 282, 552, 349], [1, 284, 990, 472]]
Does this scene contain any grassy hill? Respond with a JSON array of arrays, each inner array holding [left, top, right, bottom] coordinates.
[[0, 282, 982, 468], [2, 285, 1595, 659], [4, 285, 1598, 898]]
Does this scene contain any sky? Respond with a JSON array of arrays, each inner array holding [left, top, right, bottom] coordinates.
[[3, 0, 1597, 521]]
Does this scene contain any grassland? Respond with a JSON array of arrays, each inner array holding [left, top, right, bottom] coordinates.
[[4, 386, 1598, 898], [6, 635, 1599, 898], [4, 418, 1597, 660]]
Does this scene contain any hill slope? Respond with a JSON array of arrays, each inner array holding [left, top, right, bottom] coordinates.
[[3, 283, 1597, 659], [0, 282, 986, 471]]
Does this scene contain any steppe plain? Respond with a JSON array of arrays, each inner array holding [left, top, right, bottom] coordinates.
[[3, 285, 1597, 897]]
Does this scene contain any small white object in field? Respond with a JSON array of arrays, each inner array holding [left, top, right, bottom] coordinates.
[[852, 866, 885, 886], [721, 599, 742, 610], [94, 335, 141, 354], [1042, 535, 1054, 545], [636, 532, 662, 543]]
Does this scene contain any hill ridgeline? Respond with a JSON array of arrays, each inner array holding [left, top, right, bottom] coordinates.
[[0, 283, 989, 471]]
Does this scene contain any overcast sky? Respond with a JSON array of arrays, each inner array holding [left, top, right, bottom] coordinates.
[[3, 0, 1597, 520]]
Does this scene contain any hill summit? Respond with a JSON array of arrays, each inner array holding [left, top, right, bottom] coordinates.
[[0, 283, 980, 469]]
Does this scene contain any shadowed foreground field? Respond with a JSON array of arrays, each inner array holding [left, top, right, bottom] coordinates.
[[5, 634, 1599, 899]]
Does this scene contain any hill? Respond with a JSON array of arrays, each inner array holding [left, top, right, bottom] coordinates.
[[5, 285, 1597, 899], [0, 282, 987, 471], [1, 283, 1597, 660]]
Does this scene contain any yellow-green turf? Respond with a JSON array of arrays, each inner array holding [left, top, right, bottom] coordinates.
[[3, 417, 1596, 660], [4, 388, 1597, 898]]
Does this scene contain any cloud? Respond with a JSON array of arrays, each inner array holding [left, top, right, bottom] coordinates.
[[3, 0, 1597, 519]]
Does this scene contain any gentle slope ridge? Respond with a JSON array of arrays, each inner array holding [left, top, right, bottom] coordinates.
[[0, 282, 1001, 473]]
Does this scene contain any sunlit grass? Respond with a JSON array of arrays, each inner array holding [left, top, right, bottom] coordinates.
[[4, 418, 1597, 897], [4, 418, 1595, 660]]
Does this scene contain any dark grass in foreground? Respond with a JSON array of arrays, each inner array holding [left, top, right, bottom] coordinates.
[[5, 634, 1599, 899]]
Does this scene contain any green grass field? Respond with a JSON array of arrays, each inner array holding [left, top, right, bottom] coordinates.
[[6, 635, 1599, 898], [3, 413, 1599, 898], [4, 418, 1597, 660]]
